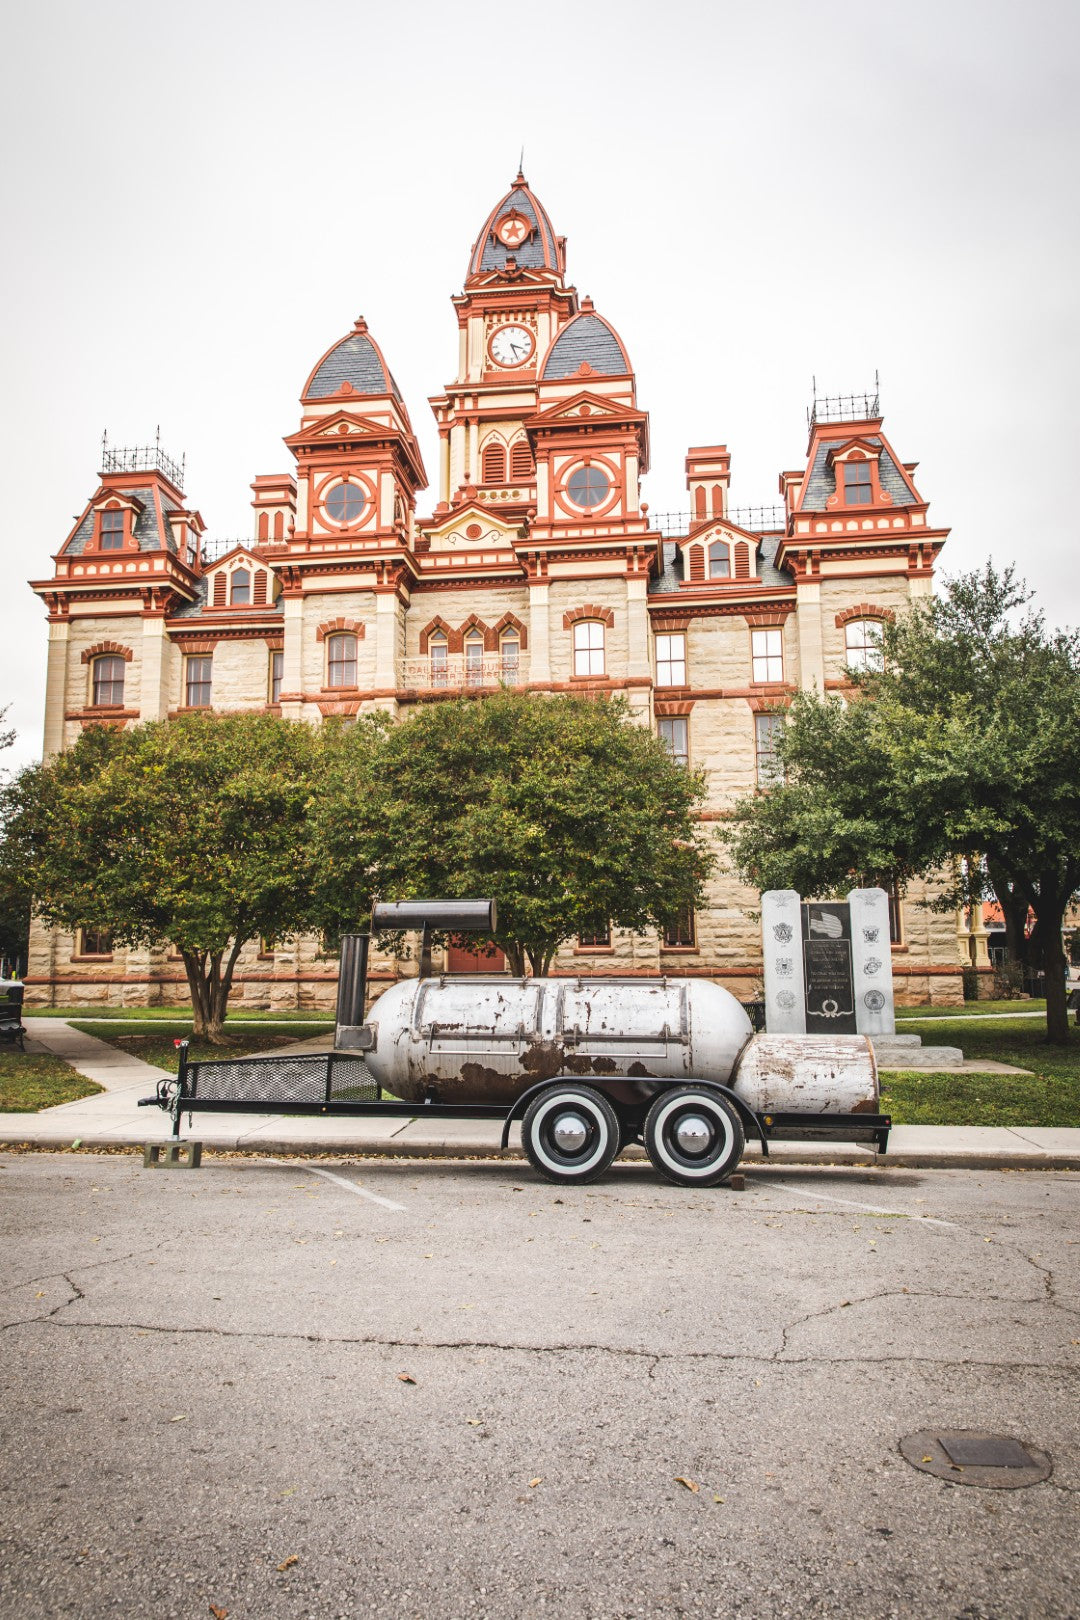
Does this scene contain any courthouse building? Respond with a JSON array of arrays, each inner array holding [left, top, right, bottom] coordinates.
[[27, 173, 967, 1007]]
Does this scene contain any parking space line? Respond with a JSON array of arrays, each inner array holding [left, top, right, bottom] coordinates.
[[304, 1167, 405, 1210], [779, 1186, 961, 1229]]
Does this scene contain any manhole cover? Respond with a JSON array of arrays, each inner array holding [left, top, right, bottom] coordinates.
[[900, 1429, 1051, 1489]]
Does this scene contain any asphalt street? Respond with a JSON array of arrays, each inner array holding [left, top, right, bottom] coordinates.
[[1, 1153, 1077, 1619]]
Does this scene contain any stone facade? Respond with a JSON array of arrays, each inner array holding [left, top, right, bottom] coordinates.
[[28, 173, 964, 1009]]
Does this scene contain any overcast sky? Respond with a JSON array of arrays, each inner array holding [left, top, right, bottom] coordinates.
[[2, 0, 1077, 768]]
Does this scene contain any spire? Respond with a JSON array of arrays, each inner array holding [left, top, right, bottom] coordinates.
[[466, 174, 565, 283]]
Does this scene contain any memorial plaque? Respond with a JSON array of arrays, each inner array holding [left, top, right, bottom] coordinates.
[[801, 902, 857, 1033], [761, 890, 806, 1034], [847, 886, 896, 1036]]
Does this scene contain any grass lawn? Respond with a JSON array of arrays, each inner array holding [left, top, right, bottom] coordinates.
[[896, 999, 1046, 1019], [30, 1006, 333, 1022], [0, 1050, 103, 1112], [68, 1022, 333, 1074], [880, 1016, 1080, 1128]]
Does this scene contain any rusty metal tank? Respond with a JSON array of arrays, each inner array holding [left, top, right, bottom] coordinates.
[[732, 1033, 879, 1114], [361, 975, 755, 1106]]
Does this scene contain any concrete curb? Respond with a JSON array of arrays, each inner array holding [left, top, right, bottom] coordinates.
[[1, 1131, 1077, 1171]]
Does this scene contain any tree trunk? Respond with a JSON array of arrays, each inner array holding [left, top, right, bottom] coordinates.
[[1039, 895, 1071, 1046], [180, 939, 248, 1044]]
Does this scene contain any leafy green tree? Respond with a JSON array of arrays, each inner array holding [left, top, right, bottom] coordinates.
[[0, 707, 30, 974], [311, 690, 714, 976], [727, 566, 1080, 1044], [1, 713, 319, 1041]]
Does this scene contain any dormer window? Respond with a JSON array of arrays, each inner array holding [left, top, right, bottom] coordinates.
[[100, 509, 125, 550], [842, 460, 872, 505], [708, 541, 730, 578], [230, 569, 250, 605]]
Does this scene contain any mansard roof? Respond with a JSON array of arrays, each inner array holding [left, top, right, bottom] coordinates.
[[468, 172, 562, 278], [302, 318, 402, 403], [63, 485, 185, 556], [800, 434, 918, 511], [540, 308, 632, 380]]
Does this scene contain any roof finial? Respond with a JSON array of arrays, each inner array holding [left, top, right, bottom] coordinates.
[[516, 146, 525, 184]]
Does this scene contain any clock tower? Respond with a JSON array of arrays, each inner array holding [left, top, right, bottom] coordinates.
[[428, 171, 578, 514]]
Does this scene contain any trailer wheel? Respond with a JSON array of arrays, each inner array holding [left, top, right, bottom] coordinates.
[[643, 1087, 745, 1186], [521, 1085, 621, 1184]]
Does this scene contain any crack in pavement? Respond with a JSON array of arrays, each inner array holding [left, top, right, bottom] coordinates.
[[9, 1317, 1079, 1375]]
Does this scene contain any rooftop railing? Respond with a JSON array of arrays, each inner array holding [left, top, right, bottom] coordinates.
[[808, 372, 881, 427], [101, 433, 185, 489], [649, 506, 786, 537]]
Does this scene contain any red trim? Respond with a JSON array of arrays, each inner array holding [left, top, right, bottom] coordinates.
[[563, 604, 615, 630], [80, 641, 133, 664], [315, 618, 365, 643], [834, 603, 896, 627]]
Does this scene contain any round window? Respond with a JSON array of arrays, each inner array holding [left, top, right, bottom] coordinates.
[[324, 482, 366, 524], [566, 466, 611, 508]]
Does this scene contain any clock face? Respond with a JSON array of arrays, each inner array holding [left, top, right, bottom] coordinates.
[[489, 325, 535, 368], [495, 212, 530, 248]]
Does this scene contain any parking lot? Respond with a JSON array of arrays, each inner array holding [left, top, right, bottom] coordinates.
[[1, 1153, 1077, 1619]]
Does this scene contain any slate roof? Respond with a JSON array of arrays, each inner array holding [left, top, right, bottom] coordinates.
[[647, 532, 793, 595], [64, 487, 180, 556], [541, 313, 630, 380], [304, 332, 397, 401], [801, 436, 915, 510], [469, 183, 559, 276], [169, 572, 284, 621]]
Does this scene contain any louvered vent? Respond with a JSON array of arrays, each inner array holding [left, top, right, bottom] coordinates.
[[735, 543, 751, 578], [481, 442, 506, 483], [688, 545, 705, 582], [510, 440, 534, 480], [253, 571, 267, 605], [212, 573, 227, 606]]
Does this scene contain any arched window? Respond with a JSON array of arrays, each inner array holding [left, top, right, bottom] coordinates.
[[509, 439, 534, 480], [464, 630, 485, 687], [499, 629, 520, 683], [429, 630, 448, 687], [327, 632, 358, 688], [481, 441, 506, 484], [230, 569, 250, 605], [844, 618, 884, 672], [708, 541, 730, 578], [91, 655, 125, 706], [573, 620, 605, 677]]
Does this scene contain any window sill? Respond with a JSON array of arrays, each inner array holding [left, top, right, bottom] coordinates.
[[320, 685, 360, 696], [71, 954, 114, 963], [660, 945, 698, 954], [574, 945, 614, 955]]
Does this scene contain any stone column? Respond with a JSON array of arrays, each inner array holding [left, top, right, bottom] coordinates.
[[761, 889, 806, 1033], [42, 620, 71, 761], [529, 582, 551, 684], [847, 887, 896, 1036], [140, 617, 170, 721], [279, 594, 305, 720], [373, 592, 402, 712], [795, 580, 825, 690]]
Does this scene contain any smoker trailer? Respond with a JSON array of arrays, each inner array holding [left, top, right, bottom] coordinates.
[[141, 899, 891, 1186]]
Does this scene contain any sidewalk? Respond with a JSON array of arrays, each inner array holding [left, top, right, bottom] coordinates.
[[2, 1018, 1077, 1172]]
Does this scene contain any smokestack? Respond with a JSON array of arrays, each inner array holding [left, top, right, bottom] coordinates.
[[334, 934, 370, 1051]]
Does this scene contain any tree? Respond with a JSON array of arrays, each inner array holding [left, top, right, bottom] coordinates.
[[726, 566, 1080, 1044], [1, 713, 320, 1041], [311, 690, 714, 976], [0, 707, 30, 974]]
